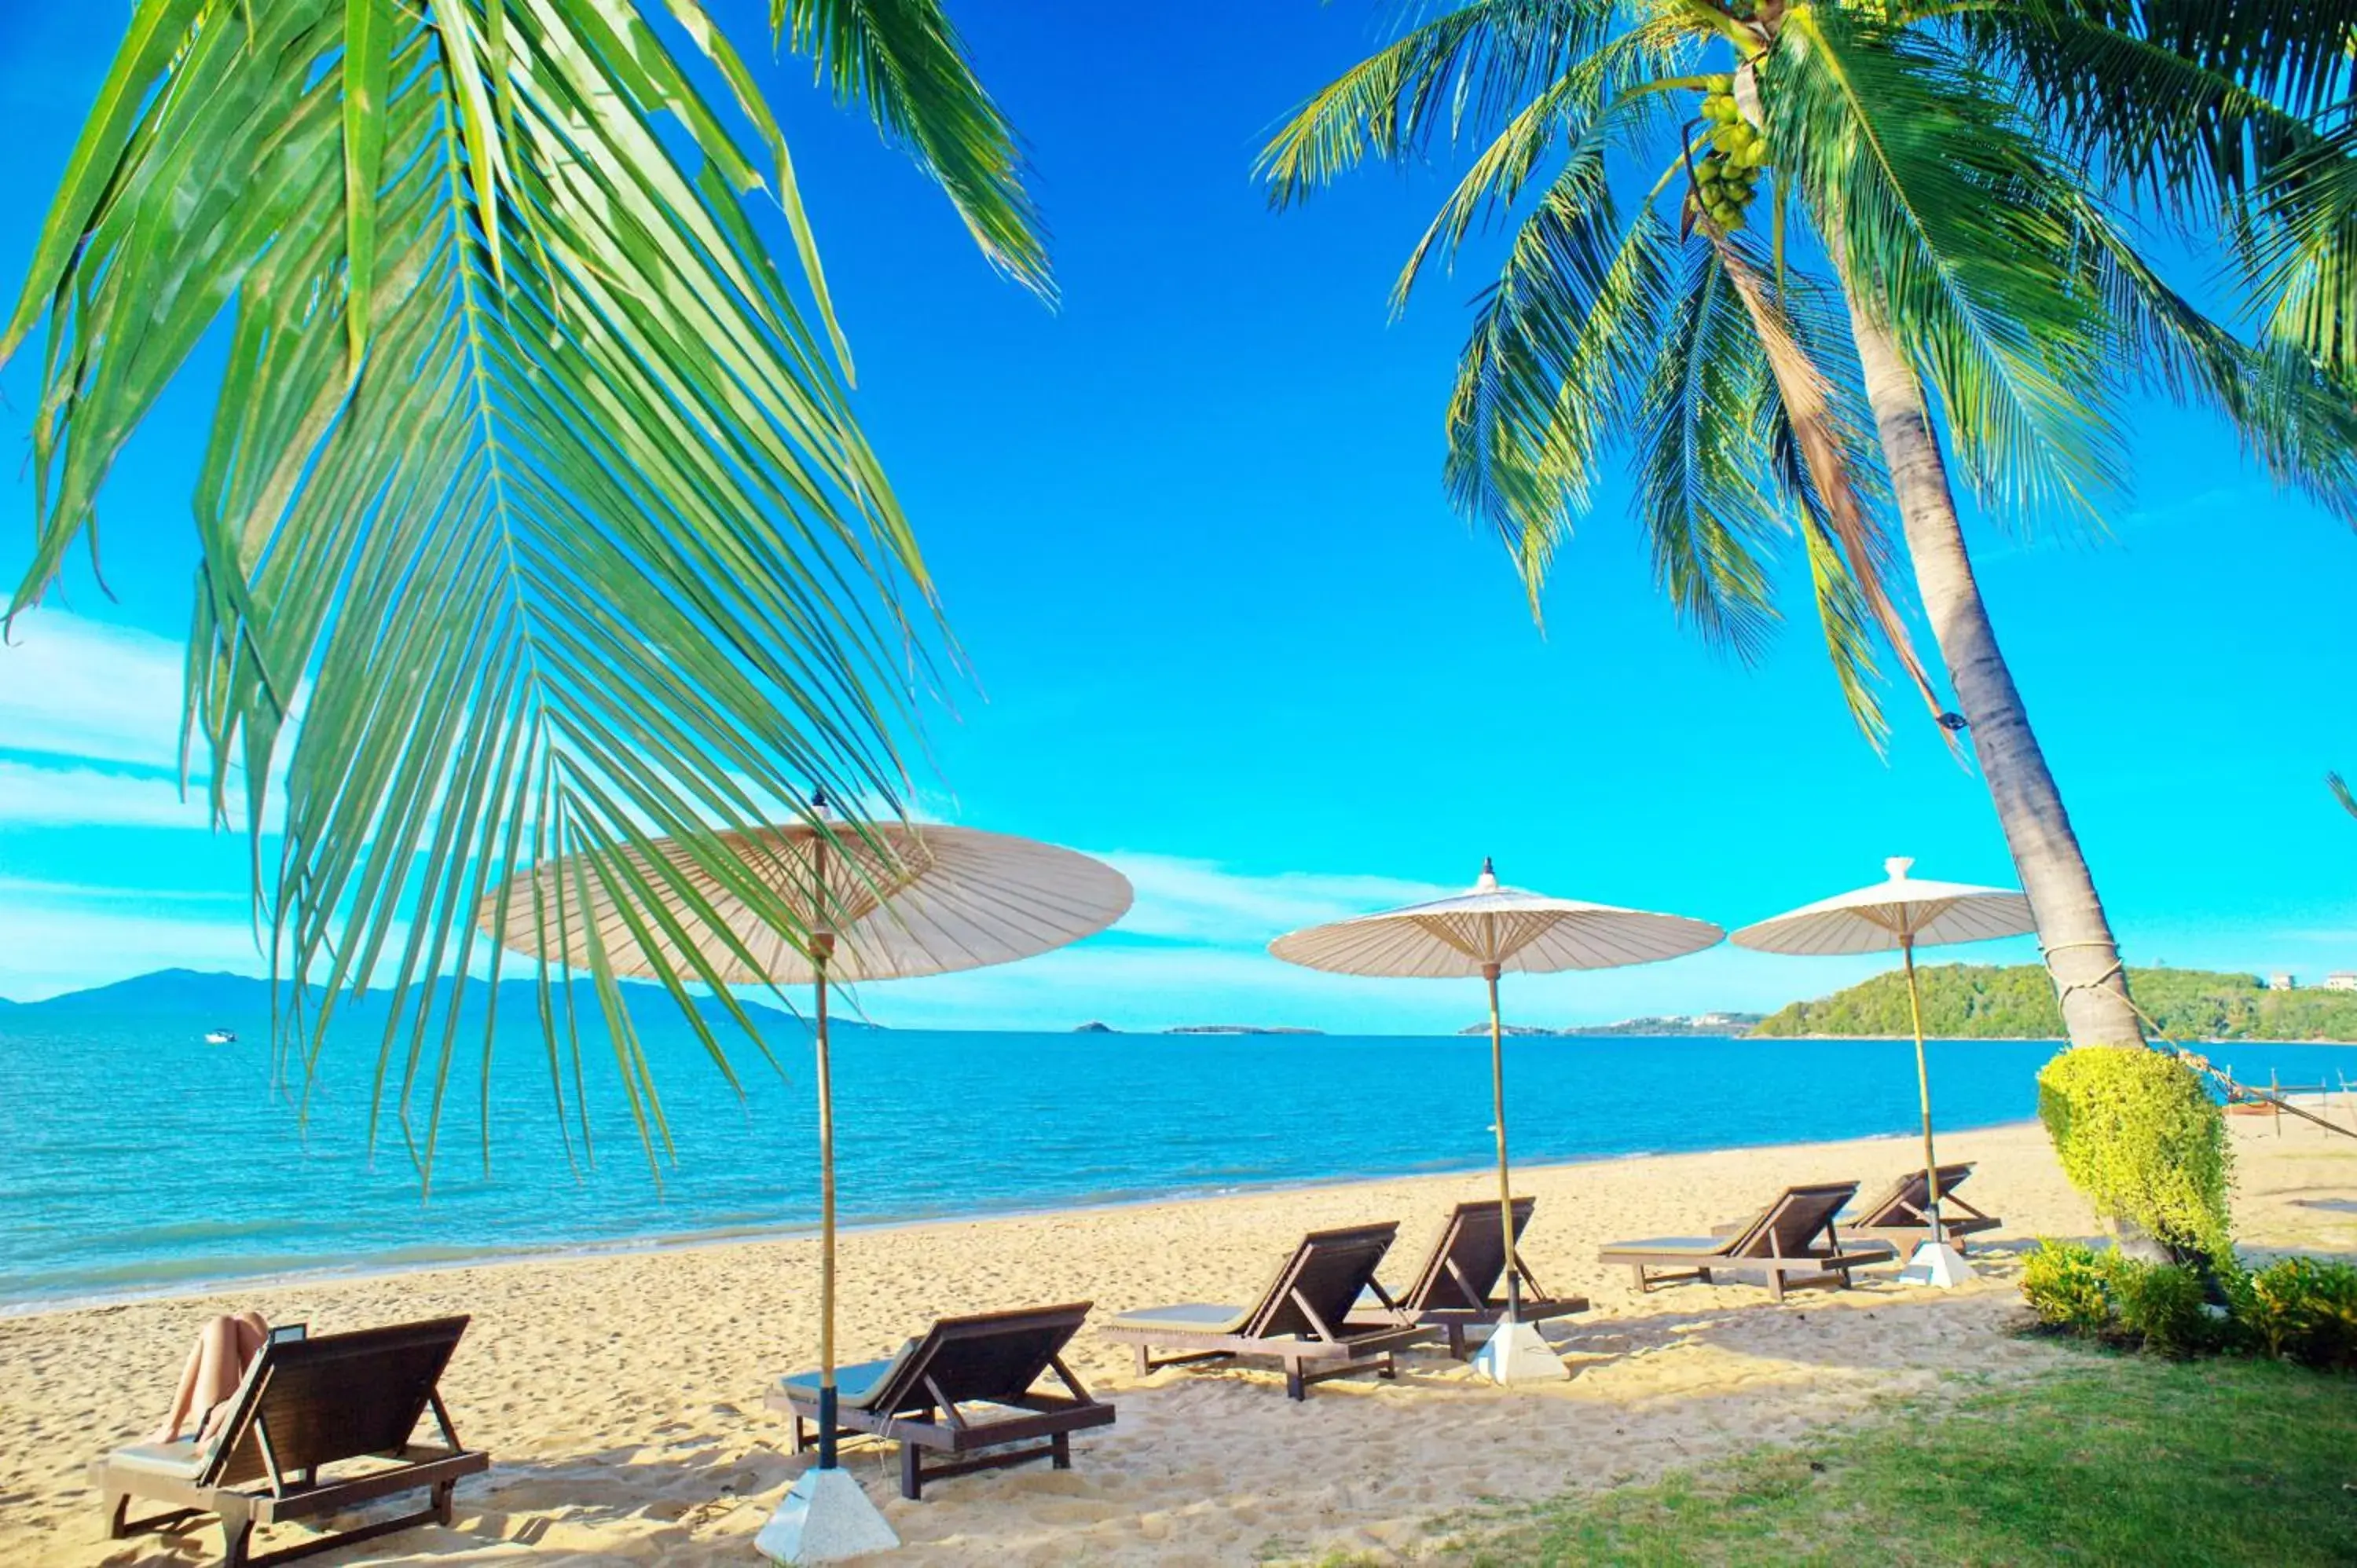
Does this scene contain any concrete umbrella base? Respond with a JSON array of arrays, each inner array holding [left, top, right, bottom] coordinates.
[[1896, 1239, 1974, 1289], [1469, 1315, 1570, 1384], [756, 1466, 900, 1564]]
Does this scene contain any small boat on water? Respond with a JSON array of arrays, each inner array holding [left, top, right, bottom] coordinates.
[[203, 1028, 236, 1046]]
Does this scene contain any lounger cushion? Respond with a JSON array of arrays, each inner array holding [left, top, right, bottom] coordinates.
[[1600, 1236, 1725, 1258], [1855, 1213, 2000, 1236], [104, 1440, 211, 1480], [1105, 1302, 1250, 1335], [778, 1344, 913, 1412]]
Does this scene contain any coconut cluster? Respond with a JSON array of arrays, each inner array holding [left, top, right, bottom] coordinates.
[[1693, 75, 1769, 232]]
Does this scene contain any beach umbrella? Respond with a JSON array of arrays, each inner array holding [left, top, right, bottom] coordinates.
[[1730, 857, 2034, 1288], [1269, 858, 1722, 1383], [482, 811, 1131, 1561]]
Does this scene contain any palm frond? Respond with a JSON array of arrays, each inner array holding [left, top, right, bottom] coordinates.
[[1769, 6, 2121, 526], [2331, 771, 2357, 819], [5, 0, 1035, 1184], [1392, 23, 1696, 309], [2072, 192, 2357, 519], [1442, 148, 1685, 593], [2235, 130, 2357, 386], [1259, 0, 1624, 206], [1629, 244, 1783, 661], [1943, 0, 2352, 217], [771, 0, 1052, 301], [1935, 0, 2357, 392], [1709, 235, 1945, 742]]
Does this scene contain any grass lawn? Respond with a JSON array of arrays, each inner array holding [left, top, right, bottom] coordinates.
[[1426, 1349, 2357, 1566]]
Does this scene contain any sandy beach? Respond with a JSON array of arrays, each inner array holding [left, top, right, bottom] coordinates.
[[4, 1114, 2350, 1567]]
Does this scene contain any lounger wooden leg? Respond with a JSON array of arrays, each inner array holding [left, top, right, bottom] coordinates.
[[1698, 1267, 1714, 1284], [218, 1497, 254, 1568], [1767, 1271, 1785, 1303], [434, 1478, 456, 1527], [1285, 1361, 1306, 1401], [1629, 1265, 1650, 1292], [1445, 1324, 1465, 1360], [1132, 1345, 1151, 1377], [1378, 1354, 1396, 1381], [101, 1486, 130, 1542], [1051, 1432, 1072, 1471], [899, 1443, 922, 1502]]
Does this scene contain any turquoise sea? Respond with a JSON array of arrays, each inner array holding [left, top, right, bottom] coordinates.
[[3, 973, 2349, 1307]]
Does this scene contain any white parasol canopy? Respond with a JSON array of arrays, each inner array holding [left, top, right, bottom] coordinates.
[[1731, 856, 2036, 1288], [1270, 859, 1721, 1381], [484, 821, 1133, 984], [482, 813, 1130, 1561], [1269, 862, 1726, 978], [1727, 857, 2033, 956]]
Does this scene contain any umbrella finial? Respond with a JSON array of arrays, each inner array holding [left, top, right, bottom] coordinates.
[[1885, 855, 1915, 881], [1476, 855, 1498, 891]]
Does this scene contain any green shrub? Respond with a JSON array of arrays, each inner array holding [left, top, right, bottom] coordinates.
[[2239, 1257, 2357, 1370], [2102, 1255, 2214, 1356], [2027, 1240, 2356, 1370], [2037, 1046, 2234, 1260], [2231, 1259, 2311, 1359], [2308, 1264, 2357, 1371], [2021, 1240, 2113, 1335]]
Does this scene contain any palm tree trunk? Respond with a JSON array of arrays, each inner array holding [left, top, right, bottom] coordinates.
[[1845, 301, 2146, 1049]]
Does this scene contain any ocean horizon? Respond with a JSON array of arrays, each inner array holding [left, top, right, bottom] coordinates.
[[5, 973, 2350, 1309]]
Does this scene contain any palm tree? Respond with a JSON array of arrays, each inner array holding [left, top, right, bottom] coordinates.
[[2, 1, 1046, 1179], [1262, 1, 2357, 1051]]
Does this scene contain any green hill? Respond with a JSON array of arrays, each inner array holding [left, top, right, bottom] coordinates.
[[1751, 964, 2357, 1042]]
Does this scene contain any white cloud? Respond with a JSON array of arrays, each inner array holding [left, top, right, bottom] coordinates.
[[1094, 852, 1454, 945], [0, 759, 235, 830], [0, 610, 187, 768], [837, 934, 1909, 1035], [0, 876, 246, 905], [803, 849, 1935, 1033], [0, 902, 266, 1001]]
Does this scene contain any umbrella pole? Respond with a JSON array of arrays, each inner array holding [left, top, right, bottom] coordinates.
[[813, 938, 838, 1471], [1485, 962, 1521, 1317], [1901, 936, 1945, 1237]]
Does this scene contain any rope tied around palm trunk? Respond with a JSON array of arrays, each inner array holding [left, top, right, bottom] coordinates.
[[2036, 940, 2355, 1141]]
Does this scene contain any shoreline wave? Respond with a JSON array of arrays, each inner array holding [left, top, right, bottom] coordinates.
[[0, 1116, 2000, 1317]]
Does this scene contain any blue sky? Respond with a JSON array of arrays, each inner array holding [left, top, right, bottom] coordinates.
[[2, 3, 2353, 1031]]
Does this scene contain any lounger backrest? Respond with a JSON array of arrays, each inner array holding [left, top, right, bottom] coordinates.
[[203, 1317, 471, 1489], [863, 1303, 1093, 1414], [1405, 1199, 1534, 1311], [1725, 1183, 1859, 1258], [1245, 1223, 1399, 1341], [1856, 1163, 1976, 1227]]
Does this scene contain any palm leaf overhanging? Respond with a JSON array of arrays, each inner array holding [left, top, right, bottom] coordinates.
[[4, 0, 1046, 1184], [1262, 0, 2357, 742]]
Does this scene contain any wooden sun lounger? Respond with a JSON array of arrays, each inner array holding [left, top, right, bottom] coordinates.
[[1841, 1163, 2002, 1253], [1102, 1222, 1434, 1399], [90, 1316, 487, 1568], [765, 1303, 1114, 1500], [1344, 1197, 1589, 1357], [1597, 1181, 1896, 1302]]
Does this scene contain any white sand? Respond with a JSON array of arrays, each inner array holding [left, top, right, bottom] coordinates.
[[3, 1115, 2350, 1566]]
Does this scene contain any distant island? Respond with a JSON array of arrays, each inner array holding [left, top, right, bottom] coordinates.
[[1753, 963, 2357, 1043], [1162, 1024, 1325, 1035], [1457, 1013, 1761, 1038], [0, 969, 889, 1032], [1073, 1020, 1118, 1033]]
